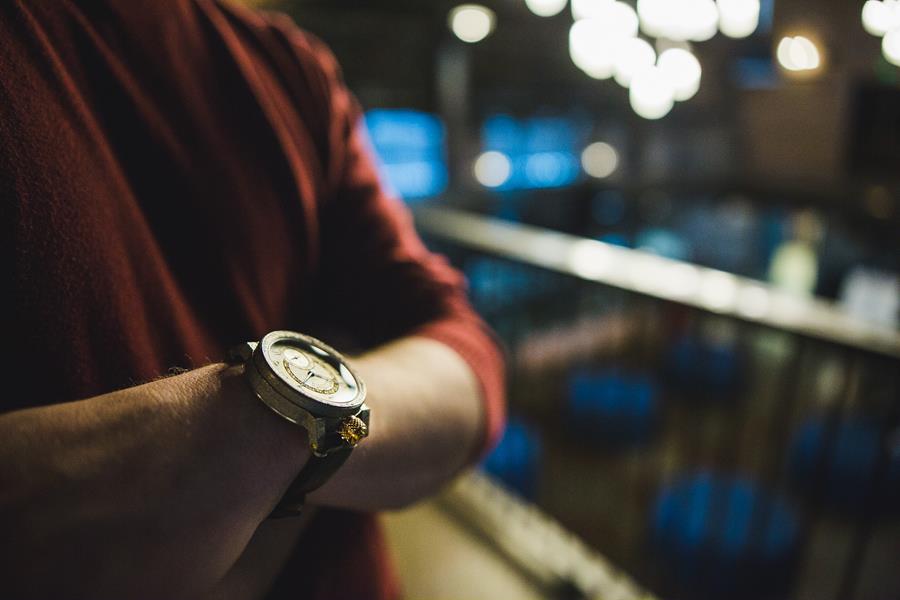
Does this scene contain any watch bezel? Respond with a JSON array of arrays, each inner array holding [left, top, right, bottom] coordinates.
[[250, 330, 366, 418]]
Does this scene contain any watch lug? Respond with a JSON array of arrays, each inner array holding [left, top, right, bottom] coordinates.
[[228, 341, 258, 364], [309, 418, 330, 457]]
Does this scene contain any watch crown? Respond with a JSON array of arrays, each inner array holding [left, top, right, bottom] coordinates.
[[337, 415, 368, 446]]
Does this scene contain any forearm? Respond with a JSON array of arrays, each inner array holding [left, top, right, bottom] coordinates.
[[0, 337, 488, 599], [0, 364, 309, 600], [311, 336, 486, 509], [203, 336, 487, 600]]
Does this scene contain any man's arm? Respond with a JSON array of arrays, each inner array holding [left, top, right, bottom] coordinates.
[[316, 336, 483, 508], [203, 336, 484, 600], [0, 336, 483, 600]]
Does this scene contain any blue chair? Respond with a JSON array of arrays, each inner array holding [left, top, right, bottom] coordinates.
[[651, 472, 800, 600], [788, 417, 900, 515], [568, 370, 659, 448]]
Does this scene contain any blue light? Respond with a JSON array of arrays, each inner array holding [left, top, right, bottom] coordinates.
[[733, 57, 778, 90], [366, 110, 444, 152], [758, 0, 774, 34], [635, 227, 691, 261], [380, 161, 448, 200], [364, 110, 448, 200], [481, 115, 582, 191], [523, 151, 580, 188]]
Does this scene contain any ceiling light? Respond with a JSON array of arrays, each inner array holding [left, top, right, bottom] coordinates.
[[449, 4, 496, 43]]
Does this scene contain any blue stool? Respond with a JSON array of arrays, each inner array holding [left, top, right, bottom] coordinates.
[[568, 370, 659, 448], [788, 417, 900, 514], [651, 472, 800, 600], [481, 419, 541, 500]]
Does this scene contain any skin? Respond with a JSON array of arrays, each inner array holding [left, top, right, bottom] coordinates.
[[0, 336, 484, 600]]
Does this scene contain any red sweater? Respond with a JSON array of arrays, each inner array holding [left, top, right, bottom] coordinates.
[[2, 1, 505, 598]]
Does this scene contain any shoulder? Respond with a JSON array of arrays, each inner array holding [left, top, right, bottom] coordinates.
[[208, 0, 344, 89]]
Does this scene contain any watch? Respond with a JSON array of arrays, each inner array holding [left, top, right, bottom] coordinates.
[[228, 330, 370, 518]]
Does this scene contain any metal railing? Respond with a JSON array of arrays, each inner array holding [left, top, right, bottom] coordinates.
[[415, 206, 900, 600], [416, 206, 900, 360]]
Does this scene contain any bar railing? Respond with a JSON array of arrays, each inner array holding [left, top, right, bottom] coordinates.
[[415, 206, 900, 360], [414, 205, 900, 600]]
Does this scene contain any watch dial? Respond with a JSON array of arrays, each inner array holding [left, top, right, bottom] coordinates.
[[266, 338, 361, 408]]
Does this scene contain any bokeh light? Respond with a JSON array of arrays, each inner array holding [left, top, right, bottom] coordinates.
[[882, 28, 900, 66], [614, 37, 657, 87], [717, 0, 761, 38], [581, 142, 620, 178], [569, 3, 640, 79], [862, 0, 900, 37], [448, 4, 496, 43], [474, 151, 512, 187], [637, 0, 719, 42], [776, 35, 821, 72], [525, 0, 568, 18], [571, 0, 614, 20], [629, 66, 676, 119], [657, 48, 702, 101]]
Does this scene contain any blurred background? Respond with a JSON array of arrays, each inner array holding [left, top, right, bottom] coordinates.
[[252, 0, 898, 598]]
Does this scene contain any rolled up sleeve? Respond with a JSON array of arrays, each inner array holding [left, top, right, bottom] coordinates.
[[283, 27, 506, 458]]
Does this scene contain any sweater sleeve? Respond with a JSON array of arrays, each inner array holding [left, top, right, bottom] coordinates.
[[262, 18, 506, 458]]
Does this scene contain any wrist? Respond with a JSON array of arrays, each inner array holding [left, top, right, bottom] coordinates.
[[212, 364, 312, 507]]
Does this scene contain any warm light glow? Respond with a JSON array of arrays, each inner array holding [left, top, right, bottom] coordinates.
[[629, 66, 675, 119], [570, 21, 614, 79], [637, 0, 718, 42], [525, 0, 568, 17], [776, 36, 821, 72], [449, 5, 496, 43], [581, 142, 619, 178], [683, 0, 720, 42], [862, 0, 900, 37], [716, 0, 760, 38], [611, 2, 640, 36], [637, 0, 666, 37], [569, 7, 640, 80], [473, 151, 512, 187], [571, 0, 614, 20], [657, 48, 702, 101], [883, 28, 900, 65], [614, 37, 657, 87], [571, 0, 639, 31]]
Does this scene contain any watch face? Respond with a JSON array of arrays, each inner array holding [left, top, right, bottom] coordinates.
[[260, 332, 363, 412]]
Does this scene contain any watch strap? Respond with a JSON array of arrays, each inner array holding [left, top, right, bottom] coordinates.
[[269, 447, 353, 518]]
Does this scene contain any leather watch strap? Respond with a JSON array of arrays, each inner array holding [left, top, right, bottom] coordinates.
[[269, 447, 353, 518]]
